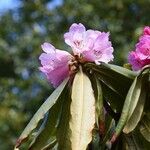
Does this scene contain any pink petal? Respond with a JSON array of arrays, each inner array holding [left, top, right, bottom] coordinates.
[[64, 23, 86, 54], [83, 32, 114, 64], [41, 42, 55, 53], [128, 52, 143, 71], [143, 26, 150, 35], [69, 23, 86, 32], [64, 23, 114, 64], [128, 26, 150, 71], [46, 64, 69, 88], [39, 42, 72, 88], [39, 53, 56, 66]]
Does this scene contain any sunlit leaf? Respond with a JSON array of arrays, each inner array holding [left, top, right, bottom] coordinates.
[[102, 63, 137, 79], [29, 87, 68, 149], [123, 76, 147, 133], [41, 140, 57, 150], [15, 78, 69, 148], [70, 67, 95, 150], [111, 76, 142, 142]]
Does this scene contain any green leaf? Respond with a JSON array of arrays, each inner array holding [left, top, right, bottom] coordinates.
[[96, 72, 123, 97], [89, 73, 104, 128], [91, 130, 101, 150], [122, 128, 150, 150], [102, 115, 115, 145], [123, 75, 147, 133], [102, 63, 137, 79], [139, 114, 150, 142], [122, 133, 143, 150], [41, 140, 58, 150], [70, 67, 95, 150], [111, 75, 142, 142], [123, 94, 145, 134], [101, 82, 124, 112], [29, 86, 68, 150], [125, 76, 142, 119], [57, 88, 71, 150], [15, 78, 69, 148], [84, 63, 133, 97]]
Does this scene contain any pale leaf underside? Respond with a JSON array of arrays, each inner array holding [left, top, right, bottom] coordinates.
[[70, 67, 95, 150]]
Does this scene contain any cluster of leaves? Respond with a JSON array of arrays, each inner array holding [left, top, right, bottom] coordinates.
[[0, 0, 150, 149], [15, 63, 150, 150]]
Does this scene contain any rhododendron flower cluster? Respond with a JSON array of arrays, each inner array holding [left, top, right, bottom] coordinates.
[[39, 23, 114, 87], [128, 26, 150, 71]]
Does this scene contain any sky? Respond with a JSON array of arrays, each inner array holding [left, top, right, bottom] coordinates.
[[0, 0, 21, 13], [0, 0, 63, 14]]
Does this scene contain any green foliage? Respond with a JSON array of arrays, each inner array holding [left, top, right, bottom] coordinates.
[[15, 78, 69, 148], [139, 113, 150, 142], [29, 86, 69, 150], [0, 0, 150, 149], [15, 64, 150, 149]]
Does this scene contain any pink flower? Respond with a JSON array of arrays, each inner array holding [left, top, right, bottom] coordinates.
[[128, 26, 150, 71], [64, 23, 114, 64], [143, 26, 150, 35], [39, 42, 72, 87], [39, 23, 114, 87]]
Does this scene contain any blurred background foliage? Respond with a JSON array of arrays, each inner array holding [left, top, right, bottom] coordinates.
[[0, 0, 150, 149]]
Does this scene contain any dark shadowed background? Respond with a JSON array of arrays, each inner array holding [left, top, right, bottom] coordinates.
[[0, 0, 150, 149]]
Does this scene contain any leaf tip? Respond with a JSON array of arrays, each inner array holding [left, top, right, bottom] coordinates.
[[110, 133, 118, 143], [123, 127, 129, 134], [15, 137, 26, 148]]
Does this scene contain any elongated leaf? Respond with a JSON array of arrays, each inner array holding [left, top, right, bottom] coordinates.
[[126, 76, 142, 121], [122, 128, 150, 150], [89, 74, 104, 128], [29, 86, 68, 150], [42, 140, 57, 150], [111, 76, 142, 142], [122, 133, 143, 150], [102, 63, 137, 79], [70, 67, 95, 150], [91, 130, 101, 150], [84, 63, 133, 97], [86, 63, 133, 112], [139, 114, 150, 142], [123, 77, 147, 133], [101, 82, 124, 112], [102, 116, 115, 145], [123, 71, 149, 131], [57, 88, 71, 150], [84, 63, 134, 83], [84, 63, 136, 79], [123, 95, 145, 134], [97, 73, 123, 97], [15, 78, 69, 148]]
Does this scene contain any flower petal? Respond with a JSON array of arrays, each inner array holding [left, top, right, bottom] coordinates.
[[64, 24, 114, 64], [128, 26, 150, 71], [39, 43, 72, 87], [41, 42, 55, 53], [143, 26, 150, 35], [64, 23, 86, 54]]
